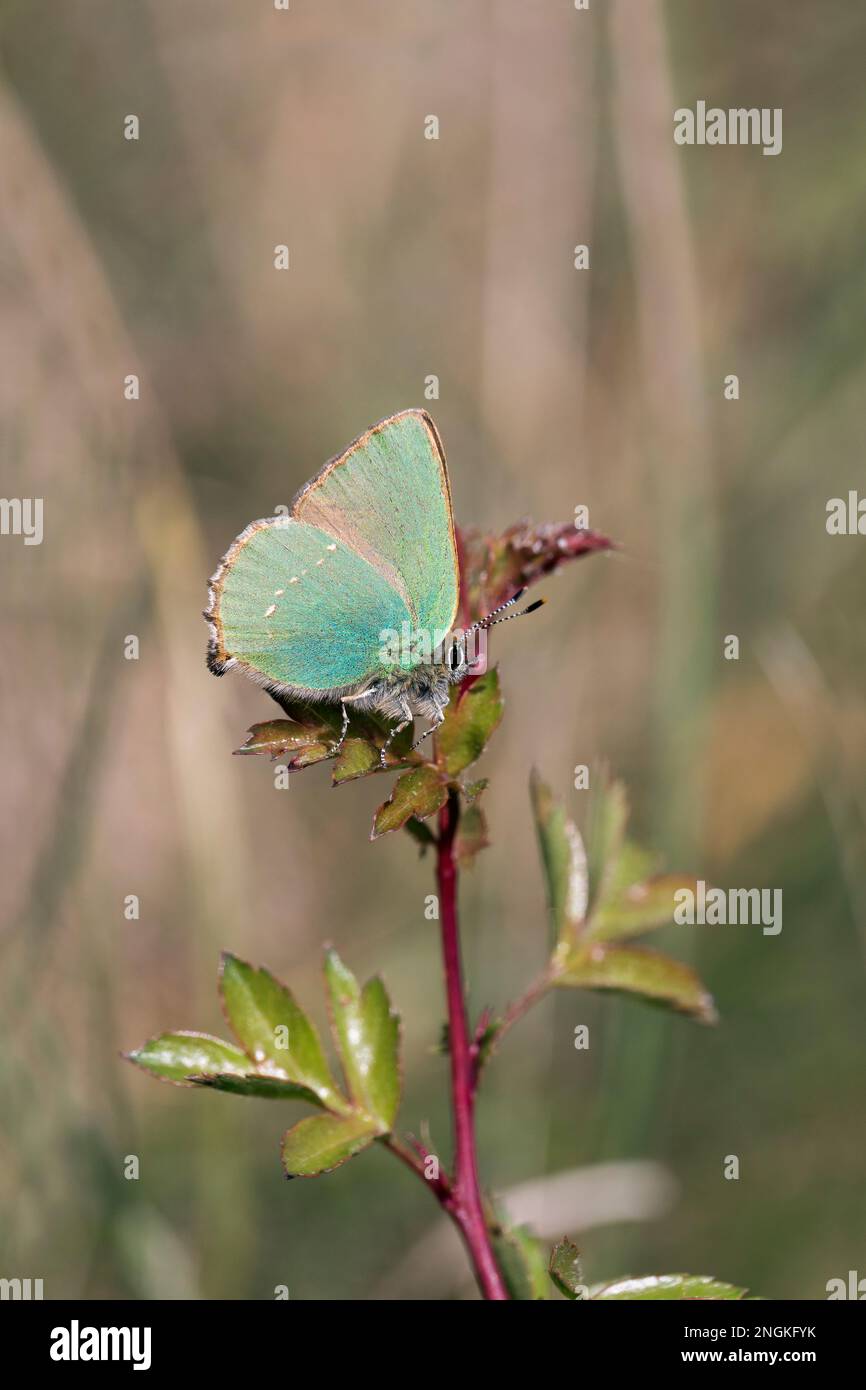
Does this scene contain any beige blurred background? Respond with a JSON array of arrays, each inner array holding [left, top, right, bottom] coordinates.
[[1, 0, 864, 1299]]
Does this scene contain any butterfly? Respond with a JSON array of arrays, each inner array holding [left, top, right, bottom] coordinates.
[[205, 409, 542, 765]]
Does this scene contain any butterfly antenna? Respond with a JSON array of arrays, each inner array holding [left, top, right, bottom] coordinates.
[[471, 588, 547, 631], [467, 588, 526, 632]]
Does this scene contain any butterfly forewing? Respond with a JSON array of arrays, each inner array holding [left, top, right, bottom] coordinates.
[[292, 410, 459, 642]]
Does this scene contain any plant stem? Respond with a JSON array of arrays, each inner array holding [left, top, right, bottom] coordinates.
[[381, 1134, 452, 1202], [435, 788, 509, 1300], [493, 967, 555, 1053]]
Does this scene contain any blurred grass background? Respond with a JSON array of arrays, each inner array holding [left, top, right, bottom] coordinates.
[[1, 0, 864, 1299]]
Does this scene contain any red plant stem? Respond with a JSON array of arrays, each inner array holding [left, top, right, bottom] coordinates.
[[382, 1134, 452, 1202], [493, 968, 556, 1052], [435, 789, 509, 1301]]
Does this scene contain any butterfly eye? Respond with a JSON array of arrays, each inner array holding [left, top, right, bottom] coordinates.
[[448, 639, 464, 673]]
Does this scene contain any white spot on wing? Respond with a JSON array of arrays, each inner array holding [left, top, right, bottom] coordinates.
[[264, 604, 276, 618]]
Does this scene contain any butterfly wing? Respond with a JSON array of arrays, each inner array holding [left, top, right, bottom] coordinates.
[[206, 516, 412, 697], [292, 409, 460, 643]]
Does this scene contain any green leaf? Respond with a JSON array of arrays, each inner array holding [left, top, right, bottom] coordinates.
[[371, 765, 447, 839], [124, 1031, 250, 1085], [530, 770, 588, 946], [234, 719, 332, 770], [549, 1238, 585, 1300], [281, 1111, 378, 1178], [491, 1224, 549, 1300], [331, 737, 380, 783], [234, 719, 303, 757], [454, 802, 490, 867], [591, 1274, 748, 1301], [268, 697, 343, 735], [324, 949, 400, 1131], [607, 840, 660, 896], [189, 1073, 325, 1103], [554, 944, 717, 1023], [464, 777, 489, 803], [331, 722, 417, 784], [586, 773, 628, 916], [404, 816, 436, 854], [219, 954, 345, 1111], [436, 668, 504, 775], [237, 702, 415, 779], [591, 875, 700, 942]]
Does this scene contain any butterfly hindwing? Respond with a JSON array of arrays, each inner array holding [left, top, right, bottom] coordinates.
[[292, 409, 459, 642], [208, 517, 412, 696]]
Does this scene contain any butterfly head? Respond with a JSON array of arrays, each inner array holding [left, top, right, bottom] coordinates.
[[440, 589, 547, 684], [445, 633, 470, 683]]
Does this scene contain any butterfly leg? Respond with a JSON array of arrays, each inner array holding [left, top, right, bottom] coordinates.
[[332, 699, 351, 757], [380, 698, 414, 769], [332, 683, 379, 758], [409, 706, 446, 756]]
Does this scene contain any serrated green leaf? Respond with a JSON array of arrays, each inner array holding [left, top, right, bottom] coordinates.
[[331, 721, 416, 784], [237, 702, 415, 778], [586, 774, 628, 916], [281, 1111, 378, 1177], [234, 719, 332, 770], [189, 1073, 325, 1103], [530, 770, 588, 946], [591, 1274, 747, 1300], [591, 875, 700, 942], [371, 765, 447, 839], [492, 1224, 549, 1300], [324, 949, 400, 1130], [554, 944, 717, 1023], [219, 954, 345, 1111], [454, 802, 490, 867], [436, 668, 504, 775], [331, 737, 380, 783], [549, 1237, 586, 1299], [125, 1031, 250, 1085]]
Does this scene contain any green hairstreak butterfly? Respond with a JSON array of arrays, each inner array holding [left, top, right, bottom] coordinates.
[[205, 409, 542, 764]]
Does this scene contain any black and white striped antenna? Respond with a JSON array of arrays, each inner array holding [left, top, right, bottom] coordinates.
[[467, 587, 546, 633]]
